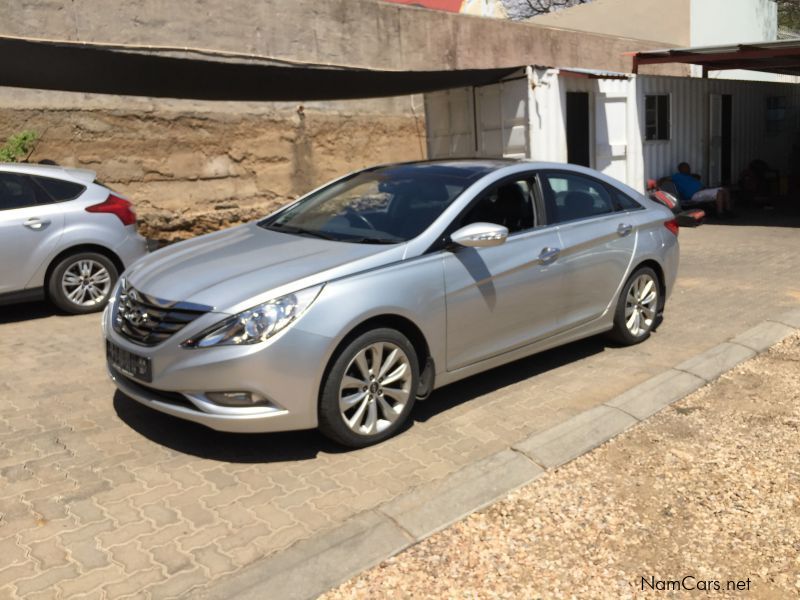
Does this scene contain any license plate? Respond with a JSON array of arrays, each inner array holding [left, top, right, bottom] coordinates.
[[107, 341, 152, 383]]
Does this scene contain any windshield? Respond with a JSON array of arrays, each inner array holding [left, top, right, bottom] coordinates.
[[260, 163, 492, 243]]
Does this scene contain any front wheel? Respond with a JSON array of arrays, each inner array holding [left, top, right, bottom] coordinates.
[[608, 266, 660, 345], [318, 328, 419, 448], [48, 252, 118, 314]]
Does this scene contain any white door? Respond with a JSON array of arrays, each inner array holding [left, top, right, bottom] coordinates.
[[708, 94, 723, 187], [594, 94, 628, 183], [475, 78, 530, 159], [424, 88, 476, 159]]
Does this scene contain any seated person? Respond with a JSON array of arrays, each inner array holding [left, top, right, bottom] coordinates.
[[671, 162, 734, 216]]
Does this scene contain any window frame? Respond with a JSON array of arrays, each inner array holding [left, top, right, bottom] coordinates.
[[606, 184, 645, 213], [766, 95, 787, 135], [644, 94, 671, 142], [30, 174, 87, 204], [428, 172, 544, 253], [0, 173, 52, 211], [537, 169, 623, 226]]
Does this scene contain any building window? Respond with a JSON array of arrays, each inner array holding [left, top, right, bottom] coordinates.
[[766, 96, 787, 133], [645, 95, 670, 141]]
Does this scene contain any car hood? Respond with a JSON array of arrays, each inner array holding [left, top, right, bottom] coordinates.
[[127, 223, 406, 311]]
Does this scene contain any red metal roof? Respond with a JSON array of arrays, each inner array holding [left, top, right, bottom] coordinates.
[[630, 40, 800, 77]]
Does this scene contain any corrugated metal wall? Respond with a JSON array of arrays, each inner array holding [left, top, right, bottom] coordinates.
[[425, 69, 800, 193], [523, 71, 799, 191], [638, 75, 800, 186], [529, 69, 566, 164], [637, 76, 800, 182]]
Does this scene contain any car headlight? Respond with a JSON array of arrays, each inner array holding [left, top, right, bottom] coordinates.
[[182, 284, 324, 348]]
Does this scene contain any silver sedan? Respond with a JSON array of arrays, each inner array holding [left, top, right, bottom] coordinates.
[[104, 160, 679, 447]]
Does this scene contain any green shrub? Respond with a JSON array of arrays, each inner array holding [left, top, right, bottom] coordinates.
[[0, 130, 39, 162]]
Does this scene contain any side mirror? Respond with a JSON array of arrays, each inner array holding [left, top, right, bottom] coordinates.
[[450, 222, 509, 248]]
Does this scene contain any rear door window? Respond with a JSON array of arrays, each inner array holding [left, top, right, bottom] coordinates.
[[540, 172, 615, 224], [32, 176, 86, 202], [0, 174, 45, 210]]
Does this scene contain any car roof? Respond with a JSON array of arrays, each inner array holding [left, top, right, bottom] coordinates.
[[393, 158, 645, 198], [0, 162, 96, 185]]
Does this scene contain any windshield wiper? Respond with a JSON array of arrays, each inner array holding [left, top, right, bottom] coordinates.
[[266, 223, 338, 241], [347, 236, 401, 245]]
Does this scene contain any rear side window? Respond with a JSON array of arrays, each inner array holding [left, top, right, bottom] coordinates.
[[540, 172, 614, 224], [609, 187, 643, 211], [0, 174, 44, 210], [33, 176, 86, 202]]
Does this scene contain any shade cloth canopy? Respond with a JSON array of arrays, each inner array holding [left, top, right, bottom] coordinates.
[[0, 35, 520, 100]]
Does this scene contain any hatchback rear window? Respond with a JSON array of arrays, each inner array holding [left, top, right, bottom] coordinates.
[[33, 176, 86, 202]]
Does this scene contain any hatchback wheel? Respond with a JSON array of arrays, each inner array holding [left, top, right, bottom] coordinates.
[[48, 252, 118, 314], [319, 328, 419, 448], [609, 266, 660, 345]]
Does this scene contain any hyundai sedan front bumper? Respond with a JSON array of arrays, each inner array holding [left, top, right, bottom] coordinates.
[[103, 305, 335, 433]]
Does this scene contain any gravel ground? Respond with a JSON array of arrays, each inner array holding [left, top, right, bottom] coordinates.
[[323, 332, 800, 599]]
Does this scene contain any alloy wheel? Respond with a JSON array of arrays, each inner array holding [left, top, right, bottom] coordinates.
[[338, 342, 413, 436], [61, 259, 112, 307], [625, 273, 658, 337]]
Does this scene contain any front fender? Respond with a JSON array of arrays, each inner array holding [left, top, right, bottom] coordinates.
[[296, 252, 447, 384]]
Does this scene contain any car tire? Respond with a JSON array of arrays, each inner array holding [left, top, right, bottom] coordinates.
[[608, 266, 661, 346], [318, 328, 419, 448], [48, 252, 118, 314]]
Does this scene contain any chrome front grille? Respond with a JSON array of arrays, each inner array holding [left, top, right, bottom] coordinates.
[[113, 281, 211, 346]]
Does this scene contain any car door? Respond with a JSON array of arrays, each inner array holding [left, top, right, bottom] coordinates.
[[539, 171, 637, 330], [443, 175, 566, 371], [0, 173, 65, 294]]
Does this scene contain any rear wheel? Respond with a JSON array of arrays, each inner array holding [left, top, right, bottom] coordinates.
[[608, 266, 660, 345], [318, 328, 419, 448], [48, 252, 118, 314]]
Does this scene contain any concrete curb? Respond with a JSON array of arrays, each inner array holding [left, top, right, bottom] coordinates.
[[204, 311, 798, 600], [199, 511, 413, 600], [512, 405, 637, 468], [379, 448, 544, 540]]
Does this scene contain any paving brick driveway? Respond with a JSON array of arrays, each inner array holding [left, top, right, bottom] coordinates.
[[1, 213, 799, 599]]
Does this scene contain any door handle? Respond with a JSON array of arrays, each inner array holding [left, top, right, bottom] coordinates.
[[23, 218, 51, 231], [617, 223, 633, 237], [539, 246, 561, 264]]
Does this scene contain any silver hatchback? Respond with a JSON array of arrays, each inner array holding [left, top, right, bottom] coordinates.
[[104, 160, 679, 447], [0, 163, 147, 313]]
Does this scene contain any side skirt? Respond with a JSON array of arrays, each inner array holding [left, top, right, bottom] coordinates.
[[433, 319, 614, 389]]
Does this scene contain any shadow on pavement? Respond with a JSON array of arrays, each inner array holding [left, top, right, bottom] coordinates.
[[703, 203, 800, 228], [113, 391, 346, 463], [113, 334, 607, 462], [0, 300, 62, 324], [413, 335, 607, 424]]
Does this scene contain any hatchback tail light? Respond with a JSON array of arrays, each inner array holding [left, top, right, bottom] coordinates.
[[664, 218, 679, 237], [86, 194, 136, 226]]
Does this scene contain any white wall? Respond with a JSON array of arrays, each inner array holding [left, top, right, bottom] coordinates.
[[690, 0, 781, 81], [690, 0, 777, 46]]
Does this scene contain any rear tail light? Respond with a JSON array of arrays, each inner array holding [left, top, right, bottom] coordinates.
[[86, 194, 136, 226], [653, 190, 677, 210], [664, 218, 679, 237]]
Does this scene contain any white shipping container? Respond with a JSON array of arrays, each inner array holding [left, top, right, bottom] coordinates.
[[424, 67, 800, 192]]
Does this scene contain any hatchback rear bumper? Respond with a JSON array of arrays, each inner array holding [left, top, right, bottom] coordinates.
[[113, 226, 148, 269]]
